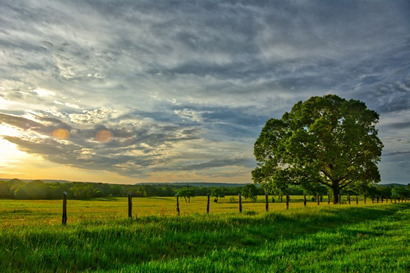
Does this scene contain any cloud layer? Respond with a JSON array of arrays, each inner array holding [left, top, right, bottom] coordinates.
[[0, 0, 409, 183]]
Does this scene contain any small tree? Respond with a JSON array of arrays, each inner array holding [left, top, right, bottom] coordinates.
[[211, 188, 225, 202], [241, 184, 258, 202], [391, 186, 409, 200], [176, 188, 195, 203]]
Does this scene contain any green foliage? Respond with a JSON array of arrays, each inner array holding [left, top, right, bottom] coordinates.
[[0, 179, 245, 200], [0, 181, 12, 198], [391, 186, 410, 199], [241, 184, 258, 202], [176, 187, 196, 202], [211, 187, 225, 202], [253, 95, 383, 204], [13, 180, 49, 199]]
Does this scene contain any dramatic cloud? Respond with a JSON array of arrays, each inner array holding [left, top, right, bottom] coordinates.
[[0, 0, 409, 183]]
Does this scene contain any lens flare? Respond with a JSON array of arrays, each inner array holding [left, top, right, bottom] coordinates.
[[96, 129, 113, 143], [53, 128, 70, 140]]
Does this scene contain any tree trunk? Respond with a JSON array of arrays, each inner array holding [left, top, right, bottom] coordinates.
[[265, 194, 269, 212], [332, 187, 339, 204], [207, 193, 210, 214]]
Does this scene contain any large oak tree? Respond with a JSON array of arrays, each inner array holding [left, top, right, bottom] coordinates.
[[252, 95, 383, 204]]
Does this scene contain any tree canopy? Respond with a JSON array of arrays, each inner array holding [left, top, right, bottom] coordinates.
[[252, 95, 383, 204], [241, 184, 258, 202]]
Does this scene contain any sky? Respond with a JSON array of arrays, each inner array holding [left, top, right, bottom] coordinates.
[[0, 0, 409, 185]]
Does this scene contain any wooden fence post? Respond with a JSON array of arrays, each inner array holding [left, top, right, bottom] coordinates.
[[265, 194, 269, 212], [286, 195, 289, 210], [62, 192, 67, 225], [239, 194, 242, 213], [304, 195, 307, 207], [317, 195, 320, 206], [348, 195, 350, 205], [328, 195, 330, 205], [128, 193, 132, 219], [364, 195, 366, 204], [176, 196, 180, 215], [356, 195, 358, 205], [207, 193, 210, 214]]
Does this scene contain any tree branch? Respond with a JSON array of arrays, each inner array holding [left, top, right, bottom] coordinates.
[[339, 180, 355, 190]]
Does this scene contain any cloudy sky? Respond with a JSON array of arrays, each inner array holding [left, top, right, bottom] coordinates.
[[0, 0, 409, 184]]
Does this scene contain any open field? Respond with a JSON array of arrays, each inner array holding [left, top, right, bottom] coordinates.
[[0, 195, 390, 226], [0, 198, 409, 272]]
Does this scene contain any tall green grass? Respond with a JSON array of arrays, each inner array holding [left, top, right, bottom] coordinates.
[[0, 201, 408, 272]]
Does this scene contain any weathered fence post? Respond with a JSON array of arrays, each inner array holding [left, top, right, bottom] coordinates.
[[328, 195, 330, 205], [348, 195, 351, 205], [62, 192, 67, 225], [356, 195, 358, 205], [376, 197, 379, 203], [286, 195, 289, 210], [239, 194, 242, 213], [317, 195, 320, 206], [364, 195, 366, 204], [381, 197, 384, 203], [207, 193, 210, 214], [304, 195, 307, 207], [128, 193, 132, 219], [265, 194, 269, 212], [176, 196, 180, 215]]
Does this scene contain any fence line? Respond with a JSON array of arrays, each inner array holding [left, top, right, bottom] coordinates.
[[59, 194, 408, 224]]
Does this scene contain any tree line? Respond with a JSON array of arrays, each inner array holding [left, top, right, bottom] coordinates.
[[0, 178, 408, 201], [0, 179, 244, 200]]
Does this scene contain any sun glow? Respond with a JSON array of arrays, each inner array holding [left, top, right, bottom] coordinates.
[[0, 138, 28, 172], [52, 128, 70, 140], [0, 124, 21, 138]]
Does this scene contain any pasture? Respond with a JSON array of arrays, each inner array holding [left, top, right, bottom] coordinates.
[[0, 197, 409, 272]]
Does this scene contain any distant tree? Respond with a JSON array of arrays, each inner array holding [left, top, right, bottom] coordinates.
[[367, 186, 378, 199], [0, 181, 12, 198], [301, 182, 328, 197], [252, 95, 383, 204], [241, 184, 258, 202], [71, 183, 95, 199], [176, 188, 195, 203], [377, 186, 392, 200], [129, 186, 147, 197], [391, 186, 409, 200], [46, 183, 68, 199], [13, 180, 49, 199], [109, 185, 124, 197], [211, 188, 225, 202]]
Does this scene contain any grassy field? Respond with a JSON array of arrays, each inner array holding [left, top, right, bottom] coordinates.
[[0, 197, 409, 272]]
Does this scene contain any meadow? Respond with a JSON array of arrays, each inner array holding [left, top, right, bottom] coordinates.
[[0, 196, 409, 272]]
